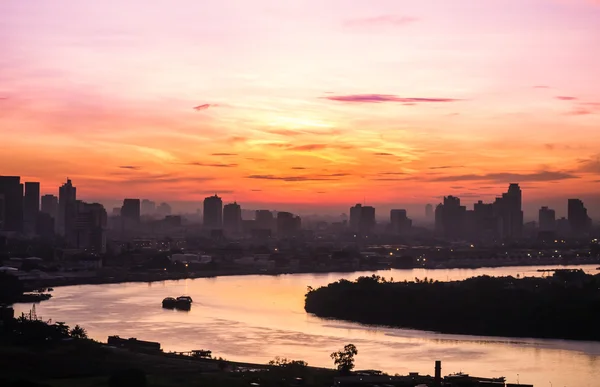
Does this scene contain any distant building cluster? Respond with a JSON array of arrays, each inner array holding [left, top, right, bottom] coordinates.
[[0, 177, 595, 253]]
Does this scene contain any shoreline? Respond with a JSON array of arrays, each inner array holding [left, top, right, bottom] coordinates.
[[19, 260, 600, 292]]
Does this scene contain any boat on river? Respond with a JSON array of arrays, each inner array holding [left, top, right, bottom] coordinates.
[[162, 295, 192, 310]]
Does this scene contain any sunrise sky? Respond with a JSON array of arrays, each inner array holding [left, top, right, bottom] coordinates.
[[1, 0, 599, 216]]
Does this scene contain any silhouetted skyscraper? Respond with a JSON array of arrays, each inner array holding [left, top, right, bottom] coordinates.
[[0, 176, 23, 233], [255, 210, 274, 232], [349, 204, 375, 234], [41, 194, 58, 220], [437, 196, 467, 239], [23, 182, 40, 236], [493, 184, 523, 239], [223, 202, 242, 236], [277, 211, 301, 237], [203, 195, 223, 230], [390, 209, 412, 235], [425, 204, 434, 219], [157, 202, 172, 217], [568, 199, 591, 236], [76, 201, 107, 253], [539, 206, 556, 232], [58, 178, 77, 245], [121, 199, 141, 224], [141, 199, 156, 216]]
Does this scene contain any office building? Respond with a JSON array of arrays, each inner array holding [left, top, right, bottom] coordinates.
[[58, 179, 77, 245], [121, 199, 141, 230], [203, 195, 223, 230], [141, 199, 156, 216], [494, 184, 523, 239], [23, 182, 40, 236], [75, 201, 107, 253], [390, 209, 412, 235], [425, 204, 434, 220], [223, 202, 242, 236], [539, 206, 556, 232], [41, 194, 59, 220], [568, 199, 591, 236], [0, 176, 23, 232], [349, 204, 375, 234], [157, 202, 172, 217], [36, 212, 55, 239], [255, 210, 274, 232], [277, 211, 301, 237], [437, 196, 467, 239]]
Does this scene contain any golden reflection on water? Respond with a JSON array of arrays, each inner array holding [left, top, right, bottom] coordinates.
[[14, 265, 600, 387]]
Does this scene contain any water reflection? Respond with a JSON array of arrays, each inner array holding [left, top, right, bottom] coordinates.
[[13, 264, 600, 387]]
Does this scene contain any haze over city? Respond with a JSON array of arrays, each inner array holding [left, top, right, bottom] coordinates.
[[2, 0, 600, 218]]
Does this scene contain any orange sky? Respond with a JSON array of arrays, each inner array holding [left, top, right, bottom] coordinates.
[[1, 0, 599, 213]]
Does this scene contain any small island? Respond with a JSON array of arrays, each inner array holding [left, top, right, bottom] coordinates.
[[305, 270, 600, 341]]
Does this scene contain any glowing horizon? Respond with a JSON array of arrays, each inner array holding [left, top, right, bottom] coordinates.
[[1, 0, 600, 209]]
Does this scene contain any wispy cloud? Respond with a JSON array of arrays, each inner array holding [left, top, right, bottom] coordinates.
[[287, 143, 355, 151], [565, 109, 593, 116], [344, 15, 419, 28], [247, 174, 339, 181], [577, 153, 600, 174], [427, 171, 578, 183], [429, 165, 462, 170], [324, 94, 461, 104], [379, 172, 408, 175], [533, 85, 550, 89], [292, 167, 307, 170], [193, 104, 212, 111], [373, 152, 395, 156], [118, 165, 141, 170], [556, 96, 577, 101], [211, 153, 237, 156], [185, 162, 238, 167]]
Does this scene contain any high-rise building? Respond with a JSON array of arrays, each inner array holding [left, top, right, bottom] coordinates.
[[203, 195, 223, 230], [434, 203, 444, 237], [23, 182, 40, 236], [568, 199, 591, 236], [141, 199, 156, 216], [75, 201, 107, 253], [58, 179, 77, 245], [539, 206, 556, 233], [495, 183, 523, 239], [438, 196, 467, 239], [255, 210, 274, 232], [425, 204, 434, 219], [390, 209, 412, 235], [0, 176, 23, 232], [277, 211, 301, 237], [472, 200, 497, 240], [223, 202, 242, 236], [41, 194, 59, 220], [121, 199, 141, 228], [157, 202, 172, 218], [349, 204, 375, 234]]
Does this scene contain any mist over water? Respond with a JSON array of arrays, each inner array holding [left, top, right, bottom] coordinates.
[[14, 265, 600, 386]]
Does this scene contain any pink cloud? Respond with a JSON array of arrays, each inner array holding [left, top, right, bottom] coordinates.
[[193, 104, 211, 111], [556, 96, 577, 101], [324, 94, 461, 103]]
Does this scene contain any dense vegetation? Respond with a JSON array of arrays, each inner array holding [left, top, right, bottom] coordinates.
[[305, 271, 600, 341]]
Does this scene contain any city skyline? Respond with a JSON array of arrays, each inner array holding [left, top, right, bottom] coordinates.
[[2, 0, 600, 208]]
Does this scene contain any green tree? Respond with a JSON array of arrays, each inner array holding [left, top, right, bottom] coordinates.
[[330, 344, 357, 374]]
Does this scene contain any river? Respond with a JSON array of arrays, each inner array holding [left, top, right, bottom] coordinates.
[[14, 264, 600, 386]]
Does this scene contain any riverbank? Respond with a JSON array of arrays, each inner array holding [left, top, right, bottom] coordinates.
[[19, 259, 600, 293], [305, 271, 600, 342]]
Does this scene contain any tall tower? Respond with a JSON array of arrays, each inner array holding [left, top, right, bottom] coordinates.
[[58, 178, 77, 245], [223, 202, 242, 236], [203, 194, 223, 230], [23, 182, 40, 236], [0, 176, 24, 233]]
